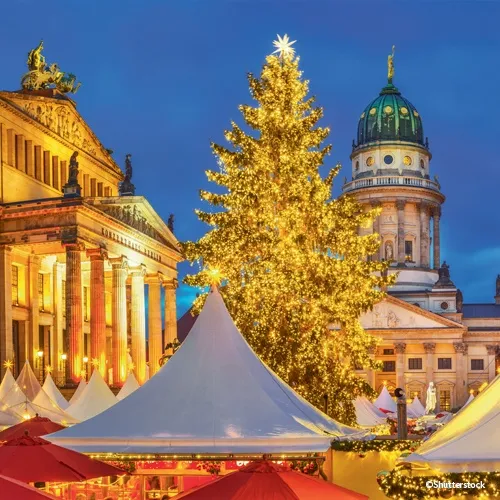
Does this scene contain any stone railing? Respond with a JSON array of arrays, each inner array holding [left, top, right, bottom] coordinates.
[[342, 176, 440, 193]]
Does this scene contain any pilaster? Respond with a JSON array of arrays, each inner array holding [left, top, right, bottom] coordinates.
[[396, 199, 406, 266], [486, 345, 498, 382], [146, 273, 163, 377], [130, 265, 147, 384], [433, 206, 441, 270], [163, 279, 178, 355], [419, 201, 430, 268], [453, 342, 468, 406], [423, 342, 436, 387], [28, 253, 40, 370], [0, 246, 13, 378], [394, 342, 406, 389], [52, 261, 64, 383]]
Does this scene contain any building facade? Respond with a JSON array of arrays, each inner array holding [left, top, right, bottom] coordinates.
[[344, 64, 500, 411], [0, 46, 182, 387]]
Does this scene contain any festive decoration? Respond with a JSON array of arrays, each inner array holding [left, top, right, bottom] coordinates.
[[158, 338, 181, 367], [3, 360, 13, 370], [331, 440, 418, 453], [289, 459, 318, 475], [272, 34, 297, 59], [197, 460, 222, 475], [378, 468, 500, 499], [106, 460, 136, 475], [183, 36, 393, 425]]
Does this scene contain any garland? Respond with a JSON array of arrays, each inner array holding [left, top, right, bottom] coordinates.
[[289, 460, 318, 475], [331, 440, 419, 454], [378, 469, 500, 499], [197, 461, 222, 475], [106, 460, 136, 474]]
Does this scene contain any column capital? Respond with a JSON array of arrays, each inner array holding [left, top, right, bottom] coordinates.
[[86, 247, 108, 261], [486, 344, 498, 356], [423, 342, 436, 354], [129, 264, 147, 277], [0, 245, 13, 253], [367, 345, 377, 355], [145, 272, 164, 285], [109, 256, 128, 270], [370, 200, 381, 208], [396, 199, 406, 211], [433, 205, 442, 218], [394, 342, 406, 354], [162, 278, 179, 290], [419, 200, 431, 213], [453, 342, 468, 354], [62, 241, 85, 252]]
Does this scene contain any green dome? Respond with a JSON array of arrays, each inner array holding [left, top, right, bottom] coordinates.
[[356, 84, 425, 148]]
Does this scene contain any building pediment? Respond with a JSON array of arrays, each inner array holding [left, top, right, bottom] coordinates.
[[360, 295, 464, 330], [0, 90, 122, 176]]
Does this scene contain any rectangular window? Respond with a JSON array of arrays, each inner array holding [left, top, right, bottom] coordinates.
[[383, 349, 394, 355], [438, 357, 452, 370], [439, 390, 451, 411], [408, 358, 422, 370], [405, 240, 413, 262], [38, 273, 45, 312], [382, 361, 396, 372], [62, 280, 66, 317], [471, 359, 484, 371], [83, 286, 89, 322], [11, 265, 19, 305]]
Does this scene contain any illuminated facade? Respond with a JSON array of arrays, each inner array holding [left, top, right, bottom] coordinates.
[[0, 53, 182, 387], [344, 67, 500, 411]]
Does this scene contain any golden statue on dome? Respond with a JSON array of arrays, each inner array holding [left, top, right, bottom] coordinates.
[[387, 45, 395, 84]]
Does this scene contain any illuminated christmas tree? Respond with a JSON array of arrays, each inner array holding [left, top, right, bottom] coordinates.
[[183, 35, 394, 424]]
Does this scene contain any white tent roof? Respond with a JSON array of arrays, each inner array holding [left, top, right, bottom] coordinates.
[[354, 397, 386, 427], [16, 361, 42, 401], [374, 386, 397, 413], [66, 369, 117, 422], [404, 375, 500, 472], [463, 393, 474, 408], [47, 287, 366, 455], [0, 368, 17, 402], [69, 379, 87, 405], [408, 396, 426, 418], [117, 372, 140, 401], [41, 373, 69, 410]]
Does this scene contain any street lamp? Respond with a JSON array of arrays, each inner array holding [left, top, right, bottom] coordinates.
[[36, 350, 44, 382], [83, 356, 89, 381], [59, 353, 67, 386]]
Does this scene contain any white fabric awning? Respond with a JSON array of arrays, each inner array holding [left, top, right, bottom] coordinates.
[[374, 386, 397, 413], [355, 397, 386, 427], [116, 372, 140, 401], [48, 287, 366, 455]]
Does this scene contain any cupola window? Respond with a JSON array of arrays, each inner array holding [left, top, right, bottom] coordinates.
[[366, 157, 375, 167], [404, 240, 414, 262], [369, 108, 377, 116], [420, 159, 425, 169], [400, 107, 408, 115], [355, 161, 359, 171], [384, 105, 393, 114], [403, 156, 412, 166], [383, 155, 393, 165]]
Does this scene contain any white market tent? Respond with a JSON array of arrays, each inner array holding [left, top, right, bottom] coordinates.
[[48, 286, 367, 455], [69, 379, 87, 405], [404, 375, 500, 472], [116, 372, 140, 401], [40, 373, 69, 410], [66, 369, 117, 422], [16, 361, 42, 400], [374, 386, 397, 413], [407, 396, 426, 418], [463, 392, 474, 408], [354, 397, 387, 427]]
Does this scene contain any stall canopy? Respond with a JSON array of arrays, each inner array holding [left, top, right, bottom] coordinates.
[[407, 397, 426, 418], [69, 379, 86, 406], [354, 397, 386, 427], [404, 375, 500, 472], [16, 361, 42, 400], [374, 386, 397, 413], [116, 372, 140, 401], [66, 370, 117, 422], [48, 286, 367, 455], [463, 392, 474, 408], [40, 374, 69, 410]]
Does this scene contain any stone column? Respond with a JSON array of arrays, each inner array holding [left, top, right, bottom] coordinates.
[[394, 343, 406, 390], [453, 342, 468, 407], [423, 342, 436, 387], [163, 279, 178, 354], [87, 248, 108, 379], [52, 261, 64, 383], [396, 199, 406, 266], [0, 246, 13, 378], [110, 256, 128, 387], [28, 254, 40, 370], [419, 201, 430, 268], [486, 345, 498, 382], [130, 266, 147, 384], [371, 201, 381, 261], [433, 206, 441, 270], [366, 345, 377, 390], [146, 273, 163, 377], [64, 243, 84, 384]]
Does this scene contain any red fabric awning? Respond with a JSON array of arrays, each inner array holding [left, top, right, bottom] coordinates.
[[0, 415, 65, 441], [0, 434, 124, 482], [176, 460, 368, 499], [0, 474, 58, 499]]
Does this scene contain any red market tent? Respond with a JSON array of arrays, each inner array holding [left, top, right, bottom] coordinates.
[[0, 474, 58, 499], [0, 434, 124, 482], [0, 415, 65, 441], [176, 460, 368, 499]]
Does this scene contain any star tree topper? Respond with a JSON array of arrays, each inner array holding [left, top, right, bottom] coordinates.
[[272, 34, 297, 59]]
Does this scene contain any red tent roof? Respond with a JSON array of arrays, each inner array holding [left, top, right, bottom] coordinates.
[[0, 415, 65, 441], [0, 474, 57, 499]]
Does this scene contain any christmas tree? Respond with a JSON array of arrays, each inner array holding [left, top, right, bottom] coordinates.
[[183, 35, 394, 424]]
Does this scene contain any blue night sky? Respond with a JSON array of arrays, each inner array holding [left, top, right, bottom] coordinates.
[[1, 1, 499, 315]]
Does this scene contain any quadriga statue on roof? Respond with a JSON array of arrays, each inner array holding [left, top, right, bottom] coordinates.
[[21, 40, 81, 94]]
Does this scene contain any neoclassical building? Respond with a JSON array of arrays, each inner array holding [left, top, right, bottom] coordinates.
[[344, 61, 500, 411], [0, 45, 182, 387]]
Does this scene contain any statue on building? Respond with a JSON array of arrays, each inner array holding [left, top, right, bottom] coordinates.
[[385, 241, 394, 261], [387, 45, 395, 84], [456, 289, 463, 313], [21, 41, 81, 93], [62, 151, 81, 197], [119, 154, 136, 196], [425, 382, 437, 414], [434, 260, 455, 288], [496, 275, 500, 297], [167, 214, 175, 233]]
